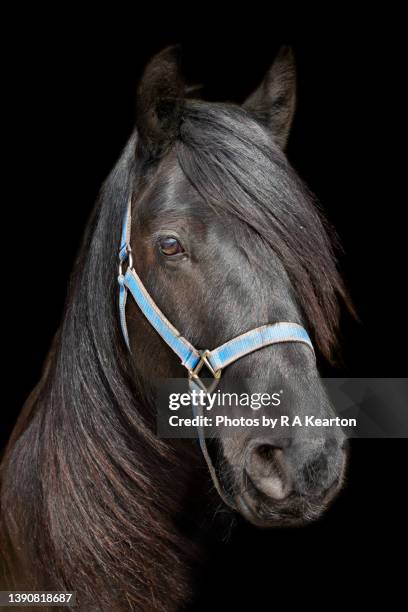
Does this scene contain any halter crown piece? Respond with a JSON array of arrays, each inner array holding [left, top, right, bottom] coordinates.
[[117, 198, 315, 391]]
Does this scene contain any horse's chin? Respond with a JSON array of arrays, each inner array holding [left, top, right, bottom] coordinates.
[[234, 491, 331, 528]]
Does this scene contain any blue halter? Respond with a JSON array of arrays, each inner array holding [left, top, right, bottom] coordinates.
[[117, 199, 314, 388]]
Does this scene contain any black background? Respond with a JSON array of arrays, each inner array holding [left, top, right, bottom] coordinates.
[[3, 8, 406, 608]]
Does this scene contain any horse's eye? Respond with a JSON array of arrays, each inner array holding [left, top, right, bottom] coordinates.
[[158, 236, 184, 256]]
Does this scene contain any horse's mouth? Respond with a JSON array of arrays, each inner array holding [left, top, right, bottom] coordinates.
[[234, 483, 338, 528]]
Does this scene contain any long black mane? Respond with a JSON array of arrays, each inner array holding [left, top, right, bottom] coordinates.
[[1, 134, 202, 610]]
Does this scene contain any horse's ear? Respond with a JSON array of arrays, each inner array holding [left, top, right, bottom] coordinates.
[[136, 46, 185, 159], [243, 46, 296, 149]]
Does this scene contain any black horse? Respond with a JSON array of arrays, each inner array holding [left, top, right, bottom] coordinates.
[[0, 46, 351, 610]]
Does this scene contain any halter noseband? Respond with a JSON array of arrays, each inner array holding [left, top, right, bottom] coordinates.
[[117, 199, 314, 390]]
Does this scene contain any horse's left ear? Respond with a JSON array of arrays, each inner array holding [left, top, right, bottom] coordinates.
[[136, 46, 185, 159], [243, 46, 296, 149]]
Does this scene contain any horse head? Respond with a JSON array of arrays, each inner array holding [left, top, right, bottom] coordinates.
[[124, 46, 349, 527]]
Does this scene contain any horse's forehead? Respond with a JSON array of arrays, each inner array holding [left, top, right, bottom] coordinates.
[[136, 150, 206, 222], [152, 148, 187, 187]]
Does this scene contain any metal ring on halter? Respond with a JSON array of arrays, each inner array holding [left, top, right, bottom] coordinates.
[[188, 350, 222, 394], [118, 247, 133, 277], [189, 350, 221, 379]]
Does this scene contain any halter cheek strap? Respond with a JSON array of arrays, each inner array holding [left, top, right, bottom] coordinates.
[[117, 199, 314, 390]]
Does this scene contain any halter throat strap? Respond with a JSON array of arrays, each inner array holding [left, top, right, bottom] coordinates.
[[117, 199, 314, 388]]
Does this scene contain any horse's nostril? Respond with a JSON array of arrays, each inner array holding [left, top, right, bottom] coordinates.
[[246, 443, 292, 501], [256, 444, 280, 463]]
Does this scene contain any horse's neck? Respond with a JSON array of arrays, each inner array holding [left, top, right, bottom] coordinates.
[[1, 345, 212, 610]]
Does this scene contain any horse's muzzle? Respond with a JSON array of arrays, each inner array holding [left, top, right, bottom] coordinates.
[[234, 437, 348, 527]]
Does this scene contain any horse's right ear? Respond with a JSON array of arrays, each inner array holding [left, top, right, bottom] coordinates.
[[136, 46, 185, 159], [243, 46, 296, 150]]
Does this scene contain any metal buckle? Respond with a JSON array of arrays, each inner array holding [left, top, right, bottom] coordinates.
[[118, 247, 133, 277], [189, 350, 221, 394]]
